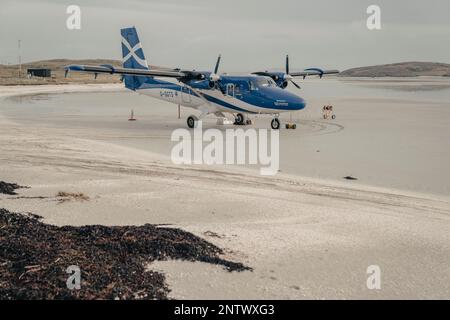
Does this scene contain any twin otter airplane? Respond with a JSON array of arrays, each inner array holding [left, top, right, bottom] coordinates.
[[65, 27, 339, 129]]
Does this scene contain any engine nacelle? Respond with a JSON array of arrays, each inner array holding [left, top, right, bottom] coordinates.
[[281, 81, 288, 89], [189, 79, 215, 90], [209, 73, 220, 82], [271, 75, 280, 81]]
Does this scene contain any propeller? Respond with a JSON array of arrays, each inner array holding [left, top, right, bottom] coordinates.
[[214, 54, 221, 74], [182, 54, 222, 90], [285, 55, 301, 89], [209, 54, 221, 82], [286, 54, 289, 75]]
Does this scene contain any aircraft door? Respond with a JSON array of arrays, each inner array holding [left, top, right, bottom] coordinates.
[[226, 84, 235, 97]]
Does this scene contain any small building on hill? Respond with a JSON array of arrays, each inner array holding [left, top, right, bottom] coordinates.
[[27, 68, 52, 78]]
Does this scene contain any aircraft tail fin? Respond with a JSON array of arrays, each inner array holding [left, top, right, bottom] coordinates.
[[121, 26, 150, 90]]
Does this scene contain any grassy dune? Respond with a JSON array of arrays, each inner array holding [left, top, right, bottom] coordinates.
[[340, 61, 450, 77], [3, 60, 450, 85], [0, 59, 124, 85]]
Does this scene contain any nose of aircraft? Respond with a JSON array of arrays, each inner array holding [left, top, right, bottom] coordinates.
[[282, 90, 306, 110], [261, 87, 306, 111], [294, 95, 306, 110]]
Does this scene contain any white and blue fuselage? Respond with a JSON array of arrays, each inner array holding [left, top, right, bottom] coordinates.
[[134, 75, 306, 116]]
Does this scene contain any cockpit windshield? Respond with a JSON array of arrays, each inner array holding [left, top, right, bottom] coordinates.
[[249, 77, 276, 90]]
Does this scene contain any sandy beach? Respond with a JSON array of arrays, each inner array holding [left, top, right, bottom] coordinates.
[[0, 80, 449, 299]]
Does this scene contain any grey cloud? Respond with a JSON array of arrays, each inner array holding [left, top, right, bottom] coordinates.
[[0, 0, 449, 70]]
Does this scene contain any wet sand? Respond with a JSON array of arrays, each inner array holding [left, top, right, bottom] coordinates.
[[0, 81, 449, 299], [1, 78, 450, 196]]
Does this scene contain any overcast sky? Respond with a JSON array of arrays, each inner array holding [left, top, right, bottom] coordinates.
[[1, 0, 449, 71]]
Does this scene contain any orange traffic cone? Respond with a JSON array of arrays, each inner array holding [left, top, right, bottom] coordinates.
[[128, 109, 136, 121]]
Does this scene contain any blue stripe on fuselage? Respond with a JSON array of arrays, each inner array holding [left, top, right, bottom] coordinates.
[[201, 93, 254, 113]]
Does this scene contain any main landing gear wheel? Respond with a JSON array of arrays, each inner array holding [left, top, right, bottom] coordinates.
[[271, 118, 280, 130], [234, 113, 245, 125], [187, 115, 198, 128]]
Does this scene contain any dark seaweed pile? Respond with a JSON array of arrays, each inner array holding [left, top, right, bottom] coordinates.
[[0, 209, 249, 300], [0, 181, 26, 195]]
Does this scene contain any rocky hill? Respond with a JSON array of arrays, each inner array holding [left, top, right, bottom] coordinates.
[[0, 59, 166, 85], [340, 62, 450, 77]]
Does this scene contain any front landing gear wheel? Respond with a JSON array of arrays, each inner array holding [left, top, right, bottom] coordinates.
[[234, 113, 245, 125], [271, 118, 280, 130], [187, 115, 198, 128]]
